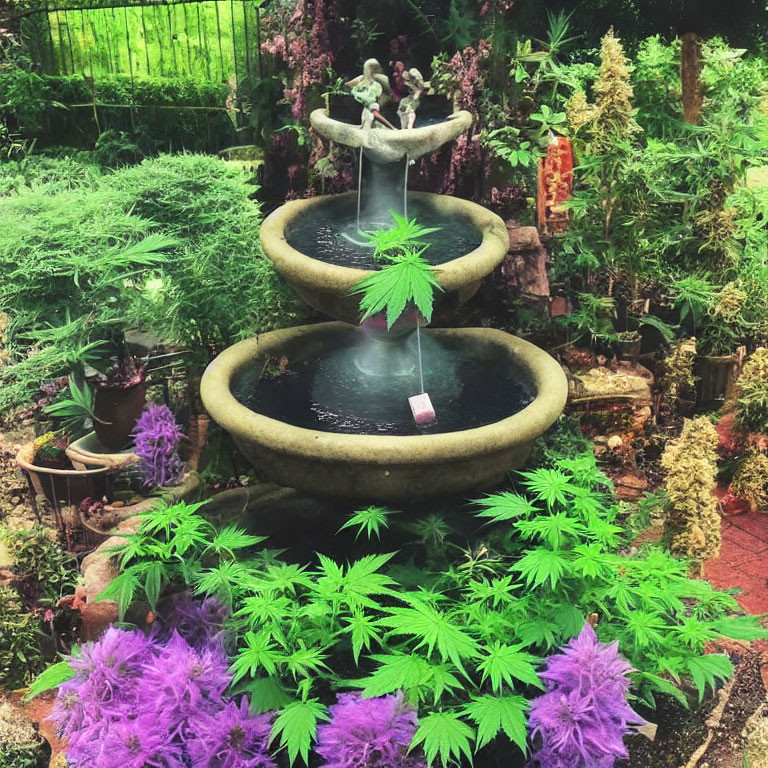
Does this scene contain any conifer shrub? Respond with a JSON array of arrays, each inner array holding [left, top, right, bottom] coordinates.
[[661, 416, 721, 560], [732, 452, 768, 512], [736, 348, 768, 434]]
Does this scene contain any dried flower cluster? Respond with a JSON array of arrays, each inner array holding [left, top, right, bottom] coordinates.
[[52, 626, 276, 768], [315, 692, 426, 768], [566, 89, 598, 134], [732, 452, 768, 512], [661, 337, 697, 407], [529, 623, 644, 768], [261, 0, 338, 119], [661, 416, 721, 559], [593, 28, 639, 148], [132, 404, 185, 488], [737, 348, 768, 434]]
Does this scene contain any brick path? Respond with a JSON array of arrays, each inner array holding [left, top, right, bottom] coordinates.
[[703, 491, 768, 614]]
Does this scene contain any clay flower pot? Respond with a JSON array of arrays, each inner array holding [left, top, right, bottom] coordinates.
[[91, 376, 148, 451], [696, 351, 744, 404]]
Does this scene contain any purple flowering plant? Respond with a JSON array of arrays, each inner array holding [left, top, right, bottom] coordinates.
[[528, 623, 646, 768], [50, 625, 276, 768], [132, 403, 185, 488], [316, 692, 426, 768]]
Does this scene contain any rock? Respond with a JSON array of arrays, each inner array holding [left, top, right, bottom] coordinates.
[[568, 362, 653, 405], [613, 472, 649, 501], [502, 224, 550, 299], [0, 696, 50, 767], [79, 537, 124, 640], [743, 700, 768, 767]]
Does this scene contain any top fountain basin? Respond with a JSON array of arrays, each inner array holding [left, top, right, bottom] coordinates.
[[310, 107, 473, 164], [260, 191, 509, 325]]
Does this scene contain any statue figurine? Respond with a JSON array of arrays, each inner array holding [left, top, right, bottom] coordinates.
[[397, 68, 427, 129], [345, 58, 393, 130]]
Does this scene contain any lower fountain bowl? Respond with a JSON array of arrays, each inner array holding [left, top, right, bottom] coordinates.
[[200, 323, 568, 503]]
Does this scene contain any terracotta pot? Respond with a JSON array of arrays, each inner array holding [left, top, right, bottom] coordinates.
[[696, 353, 741, 404], [92, 379, 148, 451]]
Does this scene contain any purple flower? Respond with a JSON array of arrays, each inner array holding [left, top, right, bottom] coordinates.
[[528, 623, 646, 768], [315, 692, 426, 768], [99, 713, 186, 768], [157, 592, 230, 650], [140, 632, 231, 736], [132, 404, 185, 488], [187, 696, 276, 768], [52, 627, 280, 768]]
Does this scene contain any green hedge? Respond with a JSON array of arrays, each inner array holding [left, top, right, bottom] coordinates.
[[1, 71, 237, 154]]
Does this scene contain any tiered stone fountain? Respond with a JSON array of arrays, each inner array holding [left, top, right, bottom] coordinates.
[[201, 73, 567, 503]]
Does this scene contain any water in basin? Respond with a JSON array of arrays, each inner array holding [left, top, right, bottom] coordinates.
[[231, 334, 535, 436], [284, 194, 483, 270]]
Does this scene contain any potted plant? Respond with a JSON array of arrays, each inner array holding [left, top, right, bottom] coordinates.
[[692, 282, 750, 403], [16, 432, 113, 550], [88, 350, 148, 451]]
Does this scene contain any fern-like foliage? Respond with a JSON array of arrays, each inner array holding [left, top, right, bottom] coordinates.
[[360, 212, 441, 262], [83, 448, 768, 765], [350, 248, 443, 329]]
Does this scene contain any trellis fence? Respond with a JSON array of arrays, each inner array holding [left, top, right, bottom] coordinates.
[[11, 0, 267, 151], [20, 0, 264, 83]]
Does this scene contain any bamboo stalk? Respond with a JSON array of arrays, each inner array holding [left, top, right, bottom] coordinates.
[[213, 1, 224, 81], [140, 5, 151, 75], [229, 0, 238, 82], [166, 3, 178, 73], [196, 3, 209, 81], [182, 2, 194, 76], [122, 5, 136, 130], [155, 5, 165, 76], [242, 0, 251, 80]]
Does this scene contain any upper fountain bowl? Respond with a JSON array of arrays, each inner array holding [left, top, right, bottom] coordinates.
[[310, 107, 473, 164], [260, 190, 509, 325]]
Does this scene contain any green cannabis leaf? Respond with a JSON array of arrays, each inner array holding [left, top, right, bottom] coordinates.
[[350, 248, 443, 330]]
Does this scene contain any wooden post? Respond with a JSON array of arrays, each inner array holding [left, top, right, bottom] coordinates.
[[681, 32, 703, 124]]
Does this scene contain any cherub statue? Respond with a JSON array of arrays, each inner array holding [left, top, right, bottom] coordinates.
[[397, 68, 428, 129], [345, 58, 393, 129]]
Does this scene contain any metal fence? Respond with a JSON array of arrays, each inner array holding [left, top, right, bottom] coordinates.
[[20, 0, 263, 84]]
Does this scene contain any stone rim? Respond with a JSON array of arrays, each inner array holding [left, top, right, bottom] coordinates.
[[200, 323, 568, 467], [260, 191, 509, 297]]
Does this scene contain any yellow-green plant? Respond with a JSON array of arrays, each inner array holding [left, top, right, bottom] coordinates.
[[736, 348, 768, 434], [732, 452, 768, 512], [661, 416, 721, 560], [592, 27, 640, 150], [661, 337, 697, 406]]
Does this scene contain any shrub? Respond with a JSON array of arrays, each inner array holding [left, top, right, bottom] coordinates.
[[115, 154, 302, 361], [736, 348, 768, 434], [732, 452, 768, 511], [0, 699, 49, 768], [0, 586, 42, 689], [661, 416, 721, 560], [84, 452, 767, 765]]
